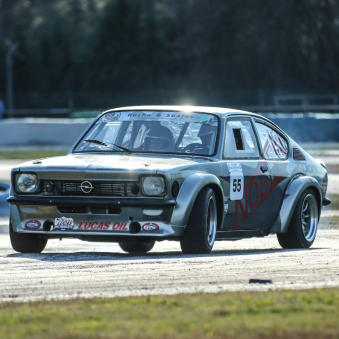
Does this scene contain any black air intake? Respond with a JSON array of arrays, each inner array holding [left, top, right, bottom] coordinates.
[[293, 148, 306, 161]]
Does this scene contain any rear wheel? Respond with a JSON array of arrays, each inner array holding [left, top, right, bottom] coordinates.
[[118, 241, 155, 254], [180, 187, 217, 254], [9, 221, 47, 253], [277, 188, 318, 249]]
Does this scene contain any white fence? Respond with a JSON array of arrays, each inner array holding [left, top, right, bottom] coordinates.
[[0, 118, 91, 146]]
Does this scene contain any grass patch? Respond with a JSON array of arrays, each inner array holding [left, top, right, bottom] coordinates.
[[0, 151, 66, 160], [0, 288, 339, 338]]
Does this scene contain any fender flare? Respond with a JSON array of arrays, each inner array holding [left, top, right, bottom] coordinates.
[[270, 175, 323, 234], [170, 173, 224, 228]]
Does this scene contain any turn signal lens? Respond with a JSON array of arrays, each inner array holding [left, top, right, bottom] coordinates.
[[171, 181, 179, 197]]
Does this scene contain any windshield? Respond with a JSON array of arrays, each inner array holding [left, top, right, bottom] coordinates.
[[74, 111, 219, 155]]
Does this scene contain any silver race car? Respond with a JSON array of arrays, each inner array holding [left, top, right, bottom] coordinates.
[[8, 106, 331, 254]]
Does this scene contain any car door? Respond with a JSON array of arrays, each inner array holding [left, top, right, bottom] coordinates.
[[253, 119, 291, 232], [221, 117, 274, 231]]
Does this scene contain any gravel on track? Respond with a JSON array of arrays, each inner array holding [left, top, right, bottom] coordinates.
[[0, 229, 338, 303]]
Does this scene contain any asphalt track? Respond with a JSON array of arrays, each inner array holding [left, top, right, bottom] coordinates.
[[0, 227, 338, 303], [0, 149, 338, 303]]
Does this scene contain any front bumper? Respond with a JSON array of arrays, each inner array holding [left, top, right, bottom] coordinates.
[[8, 196, 184, 239], [8, 196, 176, 207]]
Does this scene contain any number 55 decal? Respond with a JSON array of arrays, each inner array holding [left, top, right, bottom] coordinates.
[[230, 172, 244, 200], [233, 178, 242, 192]]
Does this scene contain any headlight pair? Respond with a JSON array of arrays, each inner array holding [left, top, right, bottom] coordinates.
[[15, 173, 40, 193], [14, 173, 167, 197]]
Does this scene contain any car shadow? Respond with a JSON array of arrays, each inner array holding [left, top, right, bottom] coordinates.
[[6, 247, 326, 262]]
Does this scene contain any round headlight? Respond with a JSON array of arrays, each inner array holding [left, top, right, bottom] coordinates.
[[15, 174, 39, 193], [141, 177, 165, 196]]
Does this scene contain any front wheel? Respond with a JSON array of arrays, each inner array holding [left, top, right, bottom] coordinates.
[[180, 187, 217, 254], [10, 221, 48, 253], [277, 188, 318, 249], [118, 241, 155, 254]]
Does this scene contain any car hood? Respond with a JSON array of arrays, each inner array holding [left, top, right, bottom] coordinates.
[[15, 153, 210, 180]]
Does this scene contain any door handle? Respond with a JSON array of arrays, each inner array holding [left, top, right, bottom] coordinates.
[[260, 165, 268, 173]]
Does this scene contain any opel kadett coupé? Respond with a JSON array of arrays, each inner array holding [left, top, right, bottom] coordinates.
[[8, 106, 331, 254]]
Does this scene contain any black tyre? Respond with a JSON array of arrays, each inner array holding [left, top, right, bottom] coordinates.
[[180, 187, 217, 254], [118, 241, 155, 254], [10, 221, 48, 253], [277, 188, 318, 249]]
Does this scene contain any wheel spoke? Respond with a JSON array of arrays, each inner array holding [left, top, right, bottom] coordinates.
[[206, 197, 217, 247], [303, 214, 311, 219], [302, 202, 308, 213]]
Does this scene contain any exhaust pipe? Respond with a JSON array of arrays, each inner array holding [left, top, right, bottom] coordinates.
[[129, 222, 141, 234]]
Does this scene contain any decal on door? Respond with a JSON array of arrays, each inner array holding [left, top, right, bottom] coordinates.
[[232, 162, 288, 229], [227, 163, 244, 201]]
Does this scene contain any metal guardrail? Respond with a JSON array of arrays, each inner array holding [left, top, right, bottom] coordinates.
[[1, 105, 339, 118], [2, 109, 103, 119]]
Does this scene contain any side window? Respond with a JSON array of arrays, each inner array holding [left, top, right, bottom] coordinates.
[[255, 122, 288, 159], [224, 119, 259, 159]]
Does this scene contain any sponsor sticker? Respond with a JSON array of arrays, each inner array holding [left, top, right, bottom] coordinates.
[[224, 204, 229, 215], [25, 219, 41, 230], [142, 222, 160, 232], [54, 216, 74, 231], [170, 172, 183, 180], [101, 112, 121, 122], [100, 111, 213, 123], [78, 221, 129, 231], [227, 162, 242, 172]]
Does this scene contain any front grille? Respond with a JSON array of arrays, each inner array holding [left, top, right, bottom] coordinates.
[[44, 181, 139, 197], [63, 181, 125, 196]]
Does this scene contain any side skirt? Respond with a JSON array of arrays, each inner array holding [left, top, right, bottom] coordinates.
[[215, 229, 268, 240]]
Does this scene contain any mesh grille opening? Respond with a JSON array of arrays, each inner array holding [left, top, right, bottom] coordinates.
[[43, 180, 139, 197], [58, 206, 87, 213], [293, 148, 306, 161]]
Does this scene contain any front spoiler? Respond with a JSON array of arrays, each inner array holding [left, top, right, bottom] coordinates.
[[8, 196, 176, 208], [9, 195, 184, 239]]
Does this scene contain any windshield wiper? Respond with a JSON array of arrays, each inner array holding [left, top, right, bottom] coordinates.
[[84, 139, 132, 153], [111, 143, 133, 154], [84, 139, 108, 146]]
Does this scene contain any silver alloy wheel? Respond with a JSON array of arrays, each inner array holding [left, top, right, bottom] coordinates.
[[301, 193, 318, 242], [206, 195, 217, 246]]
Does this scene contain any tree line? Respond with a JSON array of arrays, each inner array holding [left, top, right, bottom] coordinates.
[[0, 0, 339, 108]]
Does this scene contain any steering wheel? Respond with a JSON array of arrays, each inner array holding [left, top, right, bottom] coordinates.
[[183, 143, 209, 154]]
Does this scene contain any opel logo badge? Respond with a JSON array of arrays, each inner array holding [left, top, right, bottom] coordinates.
[[80, 181, 93, 193]]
